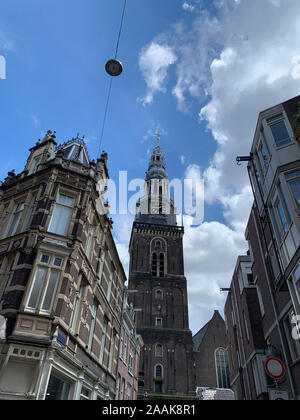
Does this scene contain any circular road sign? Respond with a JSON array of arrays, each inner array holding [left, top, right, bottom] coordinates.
[[264, 356, 286, 380]]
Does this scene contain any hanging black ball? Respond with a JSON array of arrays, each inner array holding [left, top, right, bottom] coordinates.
[[105, 59, 123, 77]]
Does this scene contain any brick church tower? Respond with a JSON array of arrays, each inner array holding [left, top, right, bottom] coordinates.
[[128, 140, 195, 399]]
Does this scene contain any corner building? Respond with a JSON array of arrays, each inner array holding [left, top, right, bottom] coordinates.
[[128, 144, 195, 399], [0, 131, 128, 400]]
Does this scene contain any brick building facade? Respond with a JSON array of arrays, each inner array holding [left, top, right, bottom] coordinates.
[[0, 131, 129, 399]]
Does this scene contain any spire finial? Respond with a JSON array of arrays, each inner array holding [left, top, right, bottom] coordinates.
[[156, 129, 160, 145]]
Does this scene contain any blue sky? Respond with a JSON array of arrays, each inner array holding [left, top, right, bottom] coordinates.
[[1, 0, 300, 334]]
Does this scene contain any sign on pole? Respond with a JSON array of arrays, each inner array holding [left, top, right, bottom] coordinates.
[[269, 390, 289, 400], [264, 356, 286, 380]]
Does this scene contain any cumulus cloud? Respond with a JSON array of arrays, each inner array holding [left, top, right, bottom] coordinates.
[[134, 0, 300, 331], [183, 215, 248, 334], [138, 42, 177, 106], [182, 2, 195, 12]]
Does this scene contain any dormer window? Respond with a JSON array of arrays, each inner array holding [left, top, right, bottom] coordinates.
[[28, 158, 40, 175]]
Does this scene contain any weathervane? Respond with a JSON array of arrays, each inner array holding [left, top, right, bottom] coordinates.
[[156, 129, 160, 144]]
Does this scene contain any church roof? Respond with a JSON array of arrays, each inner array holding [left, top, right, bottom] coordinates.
[[192, 310, 224, 351]]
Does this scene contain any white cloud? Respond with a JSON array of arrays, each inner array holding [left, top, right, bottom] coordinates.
[[134, 0, 300, 332], [182, 2, 195, 12], [138, 42, 177, 106], [183, 215, 248, 334]]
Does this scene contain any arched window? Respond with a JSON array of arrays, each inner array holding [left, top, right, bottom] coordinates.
[[155, 241, 161, 249], [215, 348, 230, 389], [155, 364, 163, 378], [159, 253, 164, 277], [155, 344, 163, 357], [152, 252, 157, 277], [155, 289, 163, 300]]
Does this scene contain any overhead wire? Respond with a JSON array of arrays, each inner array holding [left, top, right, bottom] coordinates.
[[97, 0, 127, 158]]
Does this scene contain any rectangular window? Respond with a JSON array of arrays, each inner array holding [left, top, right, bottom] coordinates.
[[120, 378, 125, 400], [259, 143, 269, 170], [26, 255, 64, 315], [80, 387, 91, 401], [108, 332, 116, 373], [87, 299, 98, 350], [267, 114, 291, 147], [129, 351, 134, 375], [45, 374, 71, 400], [155, 318, 162, 327], [6, 202, 25, 237], [256, 285, 265, 317], [70, 284, 84, 332], [48, 193, 74, 236], [99, 318, 108, 365], [0, 258, 15, 302], [126, 383, 132, 400], [285, 171, 300, 215], [85, 225, 95, 259], [98, 249, 106, 284], [272, 184, 291, 241], [28, 157, 40, 175], [123, 334, 128, 362]]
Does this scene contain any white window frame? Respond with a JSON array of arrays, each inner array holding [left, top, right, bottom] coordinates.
[[48, 193, 75, 236], [285, 170, 300, 217], [25, 253, 64, 315], [267, 114, 292, 148], [85, 225, 95, 259], [99, 318, 108, 365], [87, 300, 98, 351]]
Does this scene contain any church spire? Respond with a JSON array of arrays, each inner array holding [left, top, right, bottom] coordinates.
[[135, 138, 177, 226]]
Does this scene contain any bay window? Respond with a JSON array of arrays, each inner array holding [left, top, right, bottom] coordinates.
[[25, 253, 64, 315]]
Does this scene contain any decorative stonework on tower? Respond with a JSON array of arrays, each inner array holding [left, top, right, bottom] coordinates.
[[128, 142, 195, 400]]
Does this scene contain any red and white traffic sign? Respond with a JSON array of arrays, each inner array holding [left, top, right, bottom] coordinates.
[[264, 356, 286, 380]]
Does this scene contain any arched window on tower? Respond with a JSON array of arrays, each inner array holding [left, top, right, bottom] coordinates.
[[159, 253, 165, 277], [154, 364, 163, 393], [215, 348, 230, 389], [155, 289, 163, 300], [155, 344, 163, 357], [152, 252, 157, 277]]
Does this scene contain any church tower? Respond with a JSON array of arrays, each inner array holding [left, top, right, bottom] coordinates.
[[128, 139, 195, 399]]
